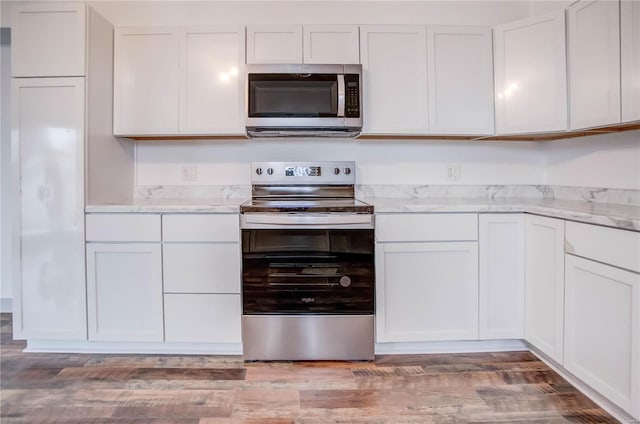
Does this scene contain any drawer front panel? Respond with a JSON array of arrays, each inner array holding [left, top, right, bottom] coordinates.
[[566, 221, 640, 273], [164, 294, 241, 343], [376, 213, 478, 242], [86, 214, 161, 242], [163, 243, 240, 293], [162, 214, 239, 242]]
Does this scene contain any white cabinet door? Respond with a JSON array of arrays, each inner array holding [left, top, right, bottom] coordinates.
[[164, 294, 241, 343], [376, 242, 479, 342], [621, 0, 640, 123], [427, 26, 494, 135], [86, 243, 163, 342], [303, 25, 360, 64], [494, 11, 567, 134], [163, 244, 241, 294], [11, 3, 86, 77], [565, 255, 639, 419], [12, 77, 86, 340], [180, 26, 245, 134], [525, 214, 565, 364], [479, 214, 525, 340], [360, 26, 428, 134], [246, 25, 303, 64], [113, 27, 180, 135], [568, 0, 621, 129]]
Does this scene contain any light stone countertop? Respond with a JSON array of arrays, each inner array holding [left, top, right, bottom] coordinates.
[[85, 197, 640, 231], [367, 197, 640, 231], [85, 198, 247, 213]]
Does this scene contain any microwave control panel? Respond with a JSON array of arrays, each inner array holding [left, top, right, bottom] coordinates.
[[344, 74, 360, 118]]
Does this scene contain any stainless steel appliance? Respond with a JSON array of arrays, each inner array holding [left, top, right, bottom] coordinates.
[[240, 161, 374, 360], [245, 65, 362, 138]]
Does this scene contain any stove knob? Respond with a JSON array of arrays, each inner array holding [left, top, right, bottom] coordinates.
[[333, 167, 340, 175], [339, 276, 352, 288], [256, 168, 263, 175], [344, 167, 352, 175], [267, 168, 274, 175]]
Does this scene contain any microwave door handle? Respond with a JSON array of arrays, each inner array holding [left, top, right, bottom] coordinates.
[[337, 74, 345, 117]]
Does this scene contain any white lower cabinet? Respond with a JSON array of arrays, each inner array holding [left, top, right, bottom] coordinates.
[[478, 214, 525, 340], [86, 243, 164, 342], [525, 214, 565, 364], [161, 213, 242, 344], [565, 255, 640, 419], [376, 242, 479, 342], [376, 213, 479, 343], [164, 294, 241, 343]]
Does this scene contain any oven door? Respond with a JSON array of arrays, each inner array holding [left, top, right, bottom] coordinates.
[[242, 228, 374, 315]]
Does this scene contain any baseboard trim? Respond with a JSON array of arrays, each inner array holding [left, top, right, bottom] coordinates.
[[375, 339, 528, 355], [25, 340, 242, 355], [528, 344, 638, 424], [0, 298, 12, 313]]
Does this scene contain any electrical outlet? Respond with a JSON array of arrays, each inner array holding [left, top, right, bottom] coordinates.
[[181, 165, 198, 182], [446, 165, 460, 181]]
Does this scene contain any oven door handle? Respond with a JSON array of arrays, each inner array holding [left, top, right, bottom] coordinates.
[[243, 213, 372, 226]]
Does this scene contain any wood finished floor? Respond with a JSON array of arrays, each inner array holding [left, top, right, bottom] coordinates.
[[0, 313, 620, 423]]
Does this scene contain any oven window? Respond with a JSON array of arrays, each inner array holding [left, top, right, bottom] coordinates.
[[248, 74, 338, 117], [242, 229, 374, 315]]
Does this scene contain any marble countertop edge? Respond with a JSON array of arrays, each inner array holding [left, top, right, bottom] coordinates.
[[85, 197, 640, 231]]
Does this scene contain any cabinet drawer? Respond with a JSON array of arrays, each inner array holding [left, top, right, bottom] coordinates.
[[376, 213, 478, 242], [86, 214, 161, 242], [566, 221, 640, 273], [164, 294, 241, 343], [162, 214, 239, 242], [163, 244, 241, 293]]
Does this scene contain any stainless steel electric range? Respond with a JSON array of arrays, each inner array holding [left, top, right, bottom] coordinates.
[[240, 161, 374, 361]]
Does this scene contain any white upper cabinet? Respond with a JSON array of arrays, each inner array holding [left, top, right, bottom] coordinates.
[[180, 26, 245, 134], [246, 25, 303, 64], [360, 26, 428, 134], [494, 11, 567, 134], [114, 26, 245, 136], [11, 3, 86, 77], [113, 27, 180, 136], [247, 25, 360, 64], [621, 0, 640, 123], [568, 0, 621, 129], [427, 26, 494, 135], [303, 25, 360, 64]]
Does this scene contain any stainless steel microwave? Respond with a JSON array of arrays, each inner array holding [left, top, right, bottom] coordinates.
[[245, 64, 362, 138]]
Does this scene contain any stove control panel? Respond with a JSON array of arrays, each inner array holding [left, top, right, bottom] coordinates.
[[251, 161, 355, 185]]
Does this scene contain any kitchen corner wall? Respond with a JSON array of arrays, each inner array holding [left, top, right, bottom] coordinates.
[[543, 130, 640, 190], [0, 27, 11, 310]]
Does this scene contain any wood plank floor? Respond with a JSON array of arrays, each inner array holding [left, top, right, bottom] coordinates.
[[0, 313, 619, 423]]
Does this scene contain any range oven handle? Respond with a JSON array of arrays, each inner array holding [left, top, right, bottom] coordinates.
[[337, 74, 345, 117], [242, 213, 372, 226]]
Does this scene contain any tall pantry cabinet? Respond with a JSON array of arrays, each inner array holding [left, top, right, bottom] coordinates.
[[10, 4, 126, 340], [11, 3, 87, 339]]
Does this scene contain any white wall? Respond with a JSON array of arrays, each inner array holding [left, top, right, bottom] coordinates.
[[135, 139, 546, 186], [1, 27, 12, 307], [543, 130, 640, 190], [89, 1, 531, 27]]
